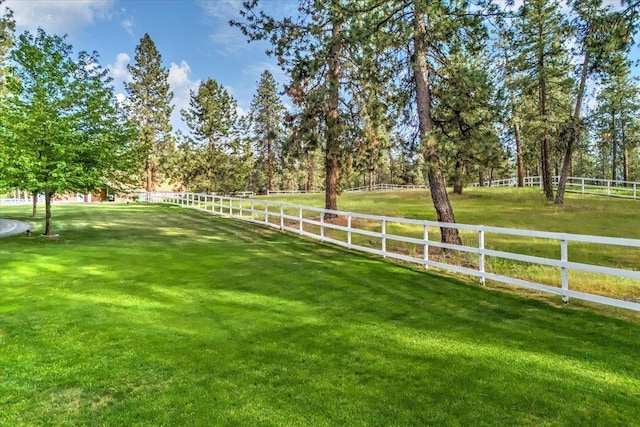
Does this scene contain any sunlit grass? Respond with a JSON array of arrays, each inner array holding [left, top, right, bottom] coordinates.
[[263, 188, 640, 301], [1, 203, 639, 425]]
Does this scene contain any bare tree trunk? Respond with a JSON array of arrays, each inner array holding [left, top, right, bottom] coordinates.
[[324, 19, 341, 217], [556, 47, 590, 205], [267, 139, 274, 192], [412, 3, 461, 246], [145, 156, 153, 193], [622, 118, 629, 183], [536, 21, 554, 201], [44, 190, 53, 235], [305, 151, 313, 192], [541, 132, 554, 200], [612, 109, 617, 181], [32, 192, 38, 217], [514, 121, 524, 187], [453, 159, 463, 195]]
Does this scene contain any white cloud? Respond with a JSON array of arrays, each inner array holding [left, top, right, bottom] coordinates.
[[121, 18, 134, 36], [168, 61, 201, 130], [6, 0, 115, 37], [197, 0, 243, 20], [197, 0, 262, 56], [108, 52, 132, 84], [209, 26, 254, 56]]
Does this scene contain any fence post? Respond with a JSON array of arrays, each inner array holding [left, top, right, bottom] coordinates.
[[265, 203, 269, 224], [298, 207, 303, 234], [561, 239, 569, 303], [239, 199, 243, 218], [320, 211, 325, 239], [634, 183, 637, 199], [251, 200, 254, 221], [381, 219, 387, 258], [423, 224, 429, 269], [229, 198, 233, 217], [581, 178, 585, 194], [607, 180, 611, 195], [347, 214, 352, 249], [280, 204, 284, 230], [478, 230, 485, 285]]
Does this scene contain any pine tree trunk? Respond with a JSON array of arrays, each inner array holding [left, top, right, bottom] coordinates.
[[306, 151, 314, 193], [206, 138, 214, 193], [324, 20, 342, 217], [145, 156, 153, 193], [621, 117, 629, 183], [611, 109, 617, 181], [412, 3, 461, 246], [541, 134, 554, 200], [514, 121, 524, 187], [267, 139, 274, 192], [536, 22, 554, 201], [556, 47, 590, 205], [453, 159, 463, 195], [623, 148, 629, 183]]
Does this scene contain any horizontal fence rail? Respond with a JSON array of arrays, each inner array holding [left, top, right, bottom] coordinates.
[[475, 176, 640, 200], [145, 191, 640, 312]]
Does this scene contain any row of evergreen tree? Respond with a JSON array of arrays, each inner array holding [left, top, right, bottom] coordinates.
[[1, 0, 639, 241]]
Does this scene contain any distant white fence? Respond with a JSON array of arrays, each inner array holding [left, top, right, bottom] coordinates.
[[477, 176, 640, 200], [267, 183, 428, 195], [145, 192, 640, 312], [0, 193, 89, 205], [345, 183, 429, 192]]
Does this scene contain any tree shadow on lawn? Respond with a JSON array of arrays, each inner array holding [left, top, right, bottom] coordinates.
[[43, 259, 640, 425], [3, 206, 640, 424]]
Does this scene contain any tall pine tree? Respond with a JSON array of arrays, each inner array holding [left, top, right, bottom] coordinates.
[[180, 78, 240, 193], [125, 34, 173, 192], [249, 70, 287, 192]]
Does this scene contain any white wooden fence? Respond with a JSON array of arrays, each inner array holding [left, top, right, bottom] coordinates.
[[145, 191, 640, 312], [477, 176, 640, 200], [267, 183, 428, 195]]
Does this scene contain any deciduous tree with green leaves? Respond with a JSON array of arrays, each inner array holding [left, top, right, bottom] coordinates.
[[0, 0, 14, 194], [0, 29, 137, 235]]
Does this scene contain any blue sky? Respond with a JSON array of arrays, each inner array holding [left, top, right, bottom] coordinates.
[[4, 0, 295, 131], [4, 0, 639, 134]]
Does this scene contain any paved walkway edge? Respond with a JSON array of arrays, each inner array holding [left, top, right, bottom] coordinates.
[[0, 219, 32, 238]]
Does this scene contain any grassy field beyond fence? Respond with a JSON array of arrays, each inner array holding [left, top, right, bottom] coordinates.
[[1, 202, 640, 425], [261, 187, 640, 304]]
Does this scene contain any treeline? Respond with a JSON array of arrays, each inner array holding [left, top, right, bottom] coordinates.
[[1, 0, 639, 241]]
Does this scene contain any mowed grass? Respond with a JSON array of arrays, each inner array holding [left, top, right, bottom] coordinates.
[[265, 187, 640, 237], [1, 203, 640, 425], [265, 188, 640, 301]]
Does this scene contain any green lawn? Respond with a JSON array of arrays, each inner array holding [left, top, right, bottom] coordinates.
[[261, 187, 640, 302], [1, 203, 639, 425], [265, 187, 640, 238]]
